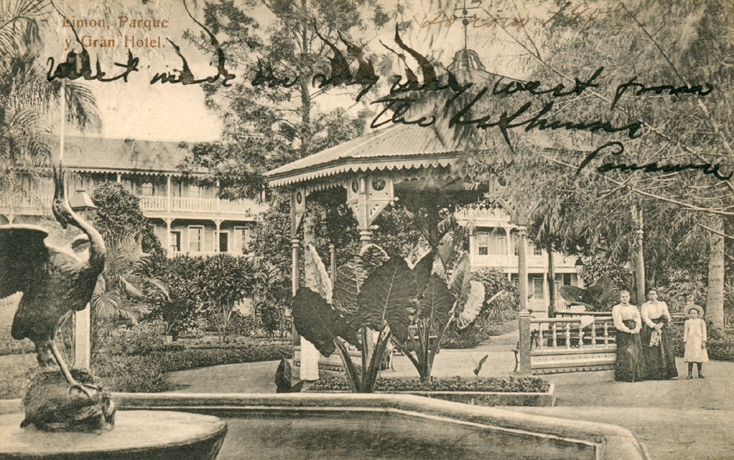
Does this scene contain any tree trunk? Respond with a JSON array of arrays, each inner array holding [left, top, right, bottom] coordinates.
[[547, 241, 556, 317], [632, 204, 645, 305], [707, 215, 725, 329], [298, 0, 312, 159]]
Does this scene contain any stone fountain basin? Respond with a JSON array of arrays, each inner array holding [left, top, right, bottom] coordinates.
[[115, 392, 649, 460], [0, 409, 226, 460], [0, 393, 648, 460]]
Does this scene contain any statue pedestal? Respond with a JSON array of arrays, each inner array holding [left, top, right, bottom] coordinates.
[[0, 410, 227, 460]]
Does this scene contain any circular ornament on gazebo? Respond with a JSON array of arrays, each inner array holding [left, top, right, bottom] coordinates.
[[371, 178, 386, 191]]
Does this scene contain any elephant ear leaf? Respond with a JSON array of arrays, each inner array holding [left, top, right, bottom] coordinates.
[[456, 281, 485, 329], [304, 244, 332, 303], [411, 250, 433, 299], [560, 285, 585, 303], [332, 257, 365, 320], [292, 288, 335, 356], [418, 274, 453, 331], [359, 243, 390, 275], [358, 257, 416, 342], [436, 232, 454, 270], [448, 252, 471, 305]]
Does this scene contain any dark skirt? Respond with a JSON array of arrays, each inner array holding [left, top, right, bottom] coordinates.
[[641, 318, 678, 379], [615, 320, 646, 382]]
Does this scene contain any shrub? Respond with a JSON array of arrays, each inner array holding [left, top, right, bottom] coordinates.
[[93, 354, 168, 393], [95, 320, 170, 356], [228, 311, 263, 336], [0, 337, 34, 356], [91, 342, 292, 393], [308, 376, 550, 393], [155, 345, 292, 373]]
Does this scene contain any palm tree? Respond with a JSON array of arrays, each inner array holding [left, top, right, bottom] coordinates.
[[0, 0, 100, 202], [91, 232, 168, 326]]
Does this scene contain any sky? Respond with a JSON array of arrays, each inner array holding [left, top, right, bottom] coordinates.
[[44, 0, 600, 143]]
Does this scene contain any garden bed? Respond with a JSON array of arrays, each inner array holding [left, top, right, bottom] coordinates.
[[92, 343, 292, 394], [307, 376, 555, 407]]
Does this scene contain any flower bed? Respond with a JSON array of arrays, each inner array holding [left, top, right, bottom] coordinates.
[[307, 376, 554, 406], [309, 376, 549, 392]]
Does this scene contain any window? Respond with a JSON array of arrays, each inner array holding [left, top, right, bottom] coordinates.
[[170, 231, 181, 253], [218, 231, 229, 253], [189, 184, 202, 198], [188, 226, 203, 252], [533, 245, 543, 256], [532, 277, 544, 299], [476, 231, 489, 255], [477, 228, 507, 256], [141, 182, 154, 196], [489, 229, 507, 255], [234, 227, 253, 253]]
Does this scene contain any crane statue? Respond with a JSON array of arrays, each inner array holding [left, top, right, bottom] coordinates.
[[0, 165, 115, 431]]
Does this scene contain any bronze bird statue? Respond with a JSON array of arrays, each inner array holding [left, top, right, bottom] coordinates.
[[1, 165, 106, 398]]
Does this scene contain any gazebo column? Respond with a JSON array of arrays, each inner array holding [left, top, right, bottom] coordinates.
[[346, 175, 395, 365], [329, 243, 336, 282], [300, 209, 321, 381], [516, 225, 531, 375], [290, 188, 321, 381]]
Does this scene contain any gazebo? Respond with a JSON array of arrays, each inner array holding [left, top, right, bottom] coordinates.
[[264, 51, 536, 377]]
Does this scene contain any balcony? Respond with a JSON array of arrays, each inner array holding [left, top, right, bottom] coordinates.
[[471, 253, 577, 270], [137, 196, 265, 218], [455, 207, 509, 223]]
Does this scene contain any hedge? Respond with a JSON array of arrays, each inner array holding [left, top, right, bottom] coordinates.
[[307, 376, 550, 393], [93, 343, 292, 393]]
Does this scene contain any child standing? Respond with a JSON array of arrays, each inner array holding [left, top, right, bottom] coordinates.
[[683, 303, 708, 379]]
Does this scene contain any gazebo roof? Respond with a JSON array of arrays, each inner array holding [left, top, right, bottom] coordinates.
[[264, 48, 528, 189], [264, 122, 467, 188]]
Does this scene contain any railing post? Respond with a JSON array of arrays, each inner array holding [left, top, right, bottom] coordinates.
[[565, 323, 571, 349], [578, 323, 585, 348], [591, 321, 597, 348], [166, 176, 171, 212], [517, 309, 532, 374]]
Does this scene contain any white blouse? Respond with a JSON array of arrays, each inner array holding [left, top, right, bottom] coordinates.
[[641, 300, 671, 327], [612, 303, 642, 334]]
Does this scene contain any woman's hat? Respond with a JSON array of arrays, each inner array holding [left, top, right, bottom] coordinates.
[[685, 304, 704, 318]]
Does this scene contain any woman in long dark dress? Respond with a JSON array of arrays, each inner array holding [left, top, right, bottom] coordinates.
[[640, 289, 678, 379], [612, 291, 646, 382]]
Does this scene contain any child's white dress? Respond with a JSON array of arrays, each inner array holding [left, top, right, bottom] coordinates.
[[684, 318, 709, 363]]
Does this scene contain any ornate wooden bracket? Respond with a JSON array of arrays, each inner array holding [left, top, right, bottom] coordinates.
[[291, 188, 309, 238], [346, 176, 395, 229]]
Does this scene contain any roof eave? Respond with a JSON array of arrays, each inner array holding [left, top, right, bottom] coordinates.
[[266, 153, 461, 188]]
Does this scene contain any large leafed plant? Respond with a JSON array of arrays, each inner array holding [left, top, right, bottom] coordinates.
[[293, 244, 415, 393], [292, 237, 486, 390], [391, 237, 486, 382]]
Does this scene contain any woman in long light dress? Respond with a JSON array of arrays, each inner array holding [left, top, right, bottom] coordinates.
[[612, 290, 646, 382], [640, 289, 678, 379], [683, 303, 708, 379]]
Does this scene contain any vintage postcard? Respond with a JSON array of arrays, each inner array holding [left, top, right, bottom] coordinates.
[[0, 0, 732, 459]]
